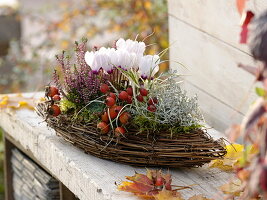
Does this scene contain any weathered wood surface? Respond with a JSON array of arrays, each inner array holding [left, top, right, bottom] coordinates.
[[168, 0, 267, 54], [168, 0, 267, 131], [0, 93, 232, 200]]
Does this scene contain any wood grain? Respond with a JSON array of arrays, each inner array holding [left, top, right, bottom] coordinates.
[[169, 14, 258, 130], [168, 0, 267, 54], [182, 81, 243, 132]]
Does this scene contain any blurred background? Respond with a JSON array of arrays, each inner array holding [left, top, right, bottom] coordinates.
[[0, 0, 168, 198]]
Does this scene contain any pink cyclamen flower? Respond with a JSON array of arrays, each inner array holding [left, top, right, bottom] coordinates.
[[139, 55, 160, 79]]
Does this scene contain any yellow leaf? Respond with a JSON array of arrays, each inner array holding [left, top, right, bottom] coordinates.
[[154, 190, 184, 200], [0, 96, 9, 108], [0, 94, 35, 110], [209, 144, 244, 171]]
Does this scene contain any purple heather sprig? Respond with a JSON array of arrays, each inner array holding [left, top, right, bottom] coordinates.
[[53, 40, 108, 104]]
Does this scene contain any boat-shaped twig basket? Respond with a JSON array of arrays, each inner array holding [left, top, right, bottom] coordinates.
[[36, 102, 226, 168]]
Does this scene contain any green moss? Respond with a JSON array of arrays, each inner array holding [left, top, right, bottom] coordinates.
[[77, 102, 105, 123], [132, 115, 202, 135], [59, 99, 76, 112], [60, 98, 104, 123]]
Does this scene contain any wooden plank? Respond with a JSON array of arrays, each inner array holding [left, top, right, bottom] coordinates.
[[0, 93, 233, 200], [169, 15, 257, 129], [168, 0, 267, 54], [60, 182, 78, 200], [182, 81, 243, 132], [3, 133, 14, 200]]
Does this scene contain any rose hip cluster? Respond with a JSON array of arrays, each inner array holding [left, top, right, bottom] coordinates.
[[97, 83, 132, 136], [137, 87, 158, 112], [97, 83, 158, 136], [45, 86, 61, 117]]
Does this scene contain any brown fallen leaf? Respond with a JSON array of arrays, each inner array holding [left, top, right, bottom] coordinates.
[[118, 169, 191, 199], [154, 190, 183, 200]]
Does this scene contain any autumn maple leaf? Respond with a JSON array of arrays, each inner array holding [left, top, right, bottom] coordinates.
[[118, 169, 186, 199]]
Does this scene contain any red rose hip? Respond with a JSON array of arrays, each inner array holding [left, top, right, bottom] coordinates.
[[119, 91, 128, 101], [108, 92, 116, 100], [148, 97, 158, 105], [100, 84, 109, 93], [46, 86, 59, 97], [126, 87, 133, 96], [139, 88, 148, 96], [48, 104, 61, 117], [119, 112, 131, 124], [97, 122, 110, 134], [147, 104, 157, 112], [115, 127, 126, 136], [101, 112, 109, 123], [105, 97, 116, 107], [52, 94, 61, 101], [136, 94, 144, 102]]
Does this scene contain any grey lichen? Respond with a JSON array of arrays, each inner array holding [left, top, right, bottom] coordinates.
[[153, 78, 203, 127], [132, 75, 204, 129]]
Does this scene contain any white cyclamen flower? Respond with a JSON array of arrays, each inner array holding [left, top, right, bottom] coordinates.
[[116, 38, 146, 57], [98, 47, 113, 73], [139, 55, 160, 79], [116, 49, 132, 70], [85, 48, 113, 74], [85, 51, 99, 73]]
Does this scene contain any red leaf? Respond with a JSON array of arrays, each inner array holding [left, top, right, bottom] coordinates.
[[236, 0, 246, 15], [240, 25, 249, 44], [126, 173, 154, 186], [239, 11, 255, 44], [240, 11, 255, 27]]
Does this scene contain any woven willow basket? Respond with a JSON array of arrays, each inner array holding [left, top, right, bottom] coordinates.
[[36, 102, 226, 168]]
